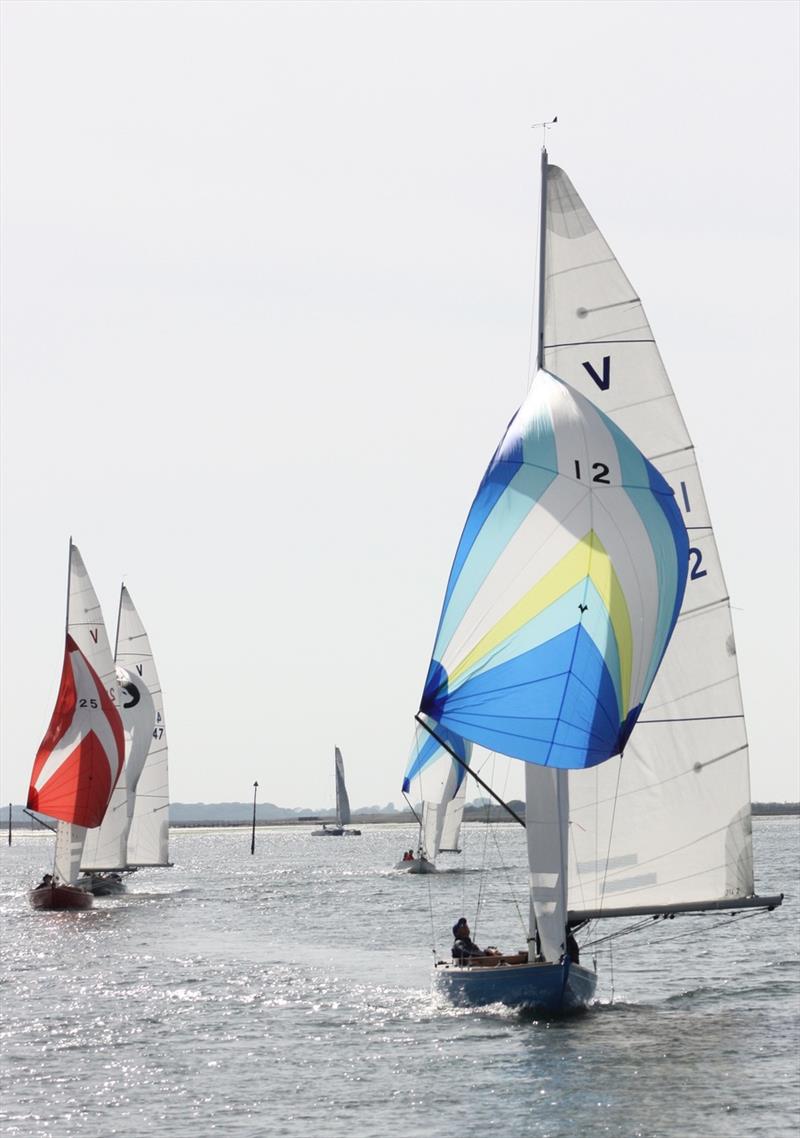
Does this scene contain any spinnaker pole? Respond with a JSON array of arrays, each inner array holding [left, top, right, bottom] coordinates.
[[414, 715, 526, 828]]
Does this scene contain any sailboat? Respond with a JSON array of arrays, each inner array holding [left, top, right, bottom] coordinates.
[[27, 542, 125, 911], [407, 148, 783, 1012], [312, 747, 361, 836], [80, 585, 171, 891], [397, 727, 471, 873]]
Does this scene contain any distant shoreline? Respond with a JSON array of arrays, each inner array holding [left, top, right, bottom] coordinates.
[[7, 802, 799, 832]]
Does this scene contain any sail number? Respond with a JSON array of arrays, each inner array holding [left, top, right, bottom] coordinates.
[[79, 698, 99, 709], [582, 356, 611, 391], [689, 548, 707, 580], [153, 727, 165, 740], [574, 460, 611, 484]]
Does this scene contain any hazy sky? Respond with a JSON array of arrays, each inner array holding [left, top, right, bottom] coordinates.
[[2, 0, 798, 809]]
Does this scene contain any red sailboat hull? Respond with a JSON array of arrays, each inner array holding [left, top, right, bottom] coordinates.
[[29, 884, 93, 911]]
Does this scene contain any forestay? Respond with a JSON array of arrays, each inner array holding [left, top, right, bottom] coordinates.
[[541, 162, 755, 910]]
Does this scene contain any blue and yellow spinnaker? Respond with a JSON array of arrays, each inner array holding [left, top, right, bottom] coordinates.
[[418, 370, 689, 770]]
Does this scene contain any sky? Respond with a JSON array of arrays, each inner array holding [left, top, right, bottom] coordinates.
[[1, 0, 798, 809]]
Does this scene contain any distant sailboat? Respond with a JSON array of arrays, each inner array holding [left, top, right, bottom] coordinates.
[[27, 542, 125, 911], [80, 585, 170, 890], [312, 747, 361, 836], [406, 149, 782, 1013], [398, 726, 471, 873]]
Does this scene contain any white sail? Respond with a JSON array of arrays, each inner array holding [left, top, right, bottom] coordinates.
[[54, 543, 122, 883], [541, 161, 754, 913], [525, 764, 569, 962], [118, 587, 171, 867], [405, 720, 471, 859], [421, 763, 467, 857], [436, 778, 467, 852], [334, 747, 351, 827], [80, 662, 156, 871]]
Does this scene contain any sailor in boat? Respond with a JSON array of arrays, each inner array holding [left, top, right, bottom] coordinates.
[[34, 873, 54, 890], [451, 918, 527, 968]]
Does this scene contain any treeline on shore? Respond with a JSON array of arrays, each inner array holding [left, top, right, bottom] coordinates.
[[8, 800, 798, 830]]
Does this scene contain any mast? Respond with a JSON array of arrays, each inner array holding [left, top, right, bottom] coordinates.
[[65, 537, 73, 636], [114, 583, 125, 660], [535, 146, 548, 371]]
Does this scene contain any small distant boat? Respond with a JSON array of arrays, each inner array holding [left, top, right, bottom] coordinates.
[[79, 871, 125, 897], [80, 585, 171, 891], [399, 726, 471, 872], [26, 541, 125, 911], [395, 852, 437, 874], [312, 748, 361, 836]]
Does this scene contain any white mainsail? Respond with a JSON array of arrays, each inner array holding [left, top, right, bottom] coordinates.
[[540, 159, 754, 916], [525, 765, 569, 963], [119, 587, 171, 867], [334, 747, 351, 827], [55, 543, 122, 883], [80, 659, 156, 871]]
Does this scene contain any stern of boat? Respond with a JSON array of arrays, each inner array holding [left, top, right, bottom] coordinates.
[[433, 958, 596, 1013]]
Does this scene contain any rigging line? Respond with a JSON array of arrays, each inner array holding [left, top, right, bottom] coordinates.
[[487, 807, 528, 939], [569, 817, 592, 915], [583, 905, 768, 951], [402, 791, 423, 829], [632, 908, 770, 948], [583, 915, 661, 949], [473, 788, 493, 944], [598, 753, 625, 914], [426, 857, 438, 960]]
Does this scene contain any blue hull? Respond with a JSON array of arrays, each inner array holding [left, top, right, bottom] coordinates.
[[433, 959, 596, 1013]]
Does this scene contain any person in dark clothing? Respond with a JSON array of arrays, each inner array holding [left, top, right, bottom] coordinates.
[[451, 917, 490, 960], [450, 917, 527, 966]]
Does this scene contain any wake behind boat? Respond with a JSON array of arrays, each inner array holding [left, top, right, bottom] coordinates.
[[404, 147, 783, 1014], [311, 747, 361, 836]]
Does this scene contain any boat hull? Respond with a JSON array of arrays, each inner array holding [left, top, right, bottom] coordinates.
[[311, 827, 361, 836], [81, 873, 126, 896], [396, 858, 437, 874], [434, 958, 596, 1013], [29, 884, 93, 911]]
